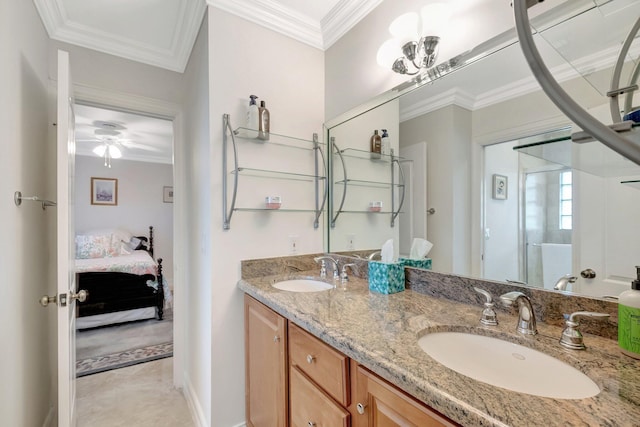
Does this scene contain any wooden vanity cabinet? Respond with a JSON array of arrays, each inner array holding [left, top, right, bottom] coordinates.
[[245, 294, 458, 427], [244, 295, 288, 427], [350, 362, 458, 427]]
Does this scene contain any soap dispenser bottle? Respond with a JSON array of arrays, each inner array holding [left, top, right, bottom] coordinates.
[[246, 95, 259, 138], [381, 129, 390, 156], [370, 130, 382, 159], [258, 100, 270, 141], [619, 266, 640, 359]]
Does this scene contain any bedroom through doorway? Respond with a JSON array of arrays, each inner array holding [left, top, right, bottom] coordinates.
[[72, 103, 175, 379]]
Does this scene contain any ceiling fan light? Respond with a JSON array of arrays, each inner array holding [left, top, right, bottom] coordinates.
[[93, 145, 106, 157], [109, 145, 122, 159]]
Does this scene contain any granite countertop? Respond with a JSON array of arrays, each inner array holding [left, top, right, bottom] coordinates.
[[238, 271, 640, 427]]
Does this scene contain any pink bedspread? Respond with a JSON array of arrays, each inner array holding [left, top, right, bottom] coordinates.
[[75, 250, 157, 276]]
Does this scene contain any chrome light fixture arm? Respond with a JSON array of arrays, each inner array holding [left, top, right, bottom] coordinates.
[[513, 0, 640, 166], [222, 114, 239, 230]]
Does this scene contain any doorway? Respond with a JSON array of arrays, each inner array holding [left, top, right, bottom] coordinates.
[[71, 102, 179, 422]]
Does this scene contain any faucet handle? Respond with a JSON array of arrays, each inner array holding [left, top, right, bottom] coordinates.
[[473, 287, 498, 326], [315, 259, 327, 278], [560, 311, 610, 350], [341, 263, 357, 283]]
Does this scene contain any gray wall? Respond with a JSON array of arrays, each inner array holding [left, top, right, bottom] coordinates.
[[74, 156, 174, 282]]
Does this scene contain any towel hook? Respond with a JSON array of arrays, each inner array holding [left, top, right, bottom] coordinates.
[[14, 191, 57, 210]]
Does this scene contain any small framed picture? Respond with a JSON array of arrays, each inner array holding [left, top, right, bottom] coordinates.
[[492, 174, 507, 200], [91, 177, 118, 206], [163, 186, 174, 203]]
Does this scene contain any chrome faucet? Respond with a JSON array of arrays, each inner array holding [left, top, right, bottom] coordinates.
[[314, 256, 339, 280], [340, 263, 358, 283], [367, 251, 381, 260], [554, 274, 577, 291], [499, 291, 537, 335]]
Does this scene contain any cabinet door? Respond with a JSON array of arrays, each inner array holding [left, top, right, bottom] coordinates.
[[290, 365, 350, 427], [245, 295, 288, 427], [352, 364, 458, 427]]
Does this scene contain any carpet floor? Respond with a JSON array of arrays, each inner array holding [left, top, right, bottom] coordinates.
[[76, 309, 173, 377]]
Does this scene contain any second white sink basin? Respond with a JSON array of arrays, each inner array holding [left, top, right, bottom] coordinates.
[[272, 279, 334, 292], [418, 332, 600, 399]]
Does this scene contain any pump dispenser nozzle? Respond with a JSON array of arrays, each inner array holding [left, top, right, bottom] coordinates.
[[632, 266, 640, 290]]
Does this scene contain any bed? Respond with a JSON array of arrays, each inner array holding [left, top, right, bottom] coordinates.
[[75, 226, 167, 329]]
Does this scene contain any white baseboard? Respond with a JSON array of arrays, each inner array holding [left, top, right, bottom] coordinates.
[[230, 423, 247, 427], [183, 375, 208, 427], [42, 405, 55, 427]]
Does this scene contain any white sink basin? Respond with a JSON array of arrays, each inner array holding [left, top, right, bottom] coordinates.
[[272, 279, 334, 292], [418, 332, 600, 399]]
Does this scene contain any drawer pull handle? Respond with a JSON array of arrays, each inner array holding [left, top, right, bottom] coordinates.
[[308, 422, 316, 427], [273, 335, 280, 343], [357, 403, 367, 415], [306, 355, 315, 364]]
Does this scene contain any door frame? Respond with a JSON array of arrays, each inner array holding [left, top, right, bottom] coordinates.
[[72, 84, 185, 387]]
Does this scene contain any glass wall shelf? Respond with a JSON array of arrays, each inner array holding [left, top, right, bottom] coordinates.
[[234, 208, 320, 213], [223, 114, 327, 230], [232, 167, 325, 182], [338, 210, 404, 214], [513, 125, 640, 177], [338, 147, 406, 162], [234, 127, 325, 150], [334, 178, 404, 188]]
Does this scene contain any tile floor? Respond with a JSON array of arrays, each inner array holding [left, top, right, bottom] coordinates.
[[77, 357, 194, 427]]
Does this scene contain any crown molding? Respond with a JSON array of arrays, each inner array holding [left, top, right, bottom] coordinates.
[[400, 88, 476, 122], [321, 0, 384, 49], [208, 0, 323, 50], [34, 0, 206, 73]]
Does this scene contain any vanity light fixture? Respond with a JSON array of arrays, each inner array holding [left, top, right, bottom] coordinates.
[[378, 3, 451, 76]]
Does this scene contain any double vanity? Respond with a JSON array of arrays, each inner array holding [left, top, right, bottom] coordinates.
[[239, 254, 640, 426]]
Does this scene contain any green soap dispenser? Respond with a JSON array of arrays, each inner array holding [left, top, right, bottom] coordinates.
[[619, 266, 640, 359]]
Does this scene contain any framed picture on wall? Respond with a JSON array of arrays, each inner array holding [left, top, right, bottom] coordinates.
[[492, 174, 507, 200], [163, 186, 174, 203], [91, 177, 118, 206]]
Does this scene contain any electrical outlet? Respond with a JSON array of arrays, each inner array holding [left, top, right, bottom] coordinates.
[[289, 235, 300, 254], [347, 234, 356, 250]]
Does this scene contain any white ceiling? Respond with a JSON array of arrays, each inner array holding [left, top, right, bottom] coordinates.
[[34, 0, 382, 165], [34, 0, 640, 165], [74, 105, 174, 165]]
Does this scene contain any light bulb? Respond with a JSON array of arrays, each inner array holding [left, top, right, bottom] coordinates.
[[388, 12, 419, 42], [376, 38, 402, 68], [420, 3, 451, 37], [93, 145, 106, 157], [109, 145, 122, 159]]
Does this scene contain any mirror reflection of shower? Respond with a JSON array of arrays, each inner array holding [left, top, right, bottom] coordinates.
[[523, 169, 572, 289], [483, 134, 572, 290]]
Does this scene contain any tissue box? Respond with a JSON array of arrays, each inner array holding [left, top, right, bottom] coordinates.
[[399, 257, 432, 270], [368, 261, 405, 294]]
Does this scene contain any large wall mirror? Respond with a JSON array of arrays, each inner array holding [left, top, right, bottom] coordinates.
[[325, 0, 640, 299]]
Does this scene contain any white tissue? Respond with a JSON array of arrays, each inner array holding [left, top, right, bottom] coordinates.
[[380, 239, 395, 263], [409, 238, 433, 259]]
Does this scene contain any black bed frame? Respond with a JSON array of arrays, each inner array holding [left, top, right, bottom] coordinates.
[[76, 226, 164, 323]]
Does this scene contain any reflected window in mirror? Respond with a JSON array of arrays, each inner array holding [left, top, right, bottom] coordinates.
[[559, 171, 572, 230]]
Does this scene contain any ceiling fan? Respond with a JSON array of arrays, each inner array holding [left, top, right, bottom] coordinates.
[[76, 120, 163, 168]]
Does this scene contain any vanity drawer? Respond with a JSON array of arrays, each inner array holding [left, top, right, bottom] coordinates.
[[290, 365, 350, 427], [289, 323, 350, 406]]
